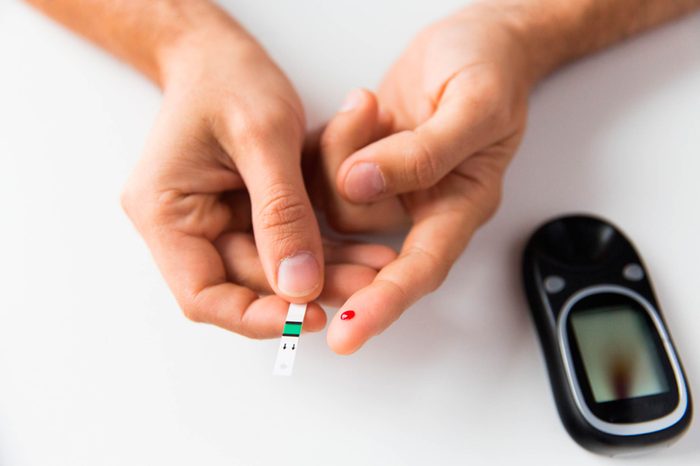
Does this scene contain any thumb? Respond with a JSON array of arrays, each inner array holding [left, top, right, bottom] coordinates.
[[227, 118, 324, 302], [338, 73, 508, 203]]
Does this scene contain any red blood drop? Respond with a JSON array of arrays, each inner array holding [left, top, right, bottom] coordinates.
[[340, 310, 356, 321]]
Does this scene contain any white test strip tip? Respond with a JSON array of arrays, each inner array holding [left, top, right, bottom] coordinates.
[[272, 303, 308, 376]]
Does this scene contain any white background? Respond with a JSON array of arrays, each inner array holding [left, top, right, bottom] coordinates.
[[1, 1, 699, 465]]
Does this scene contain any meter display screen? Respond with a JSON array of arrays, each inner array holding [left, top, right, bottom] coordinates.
[[570, 305, 669, 403]]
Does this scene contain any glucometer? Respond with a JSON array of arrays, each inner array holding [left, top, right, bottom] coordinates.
[[522, 214, 692, 455]]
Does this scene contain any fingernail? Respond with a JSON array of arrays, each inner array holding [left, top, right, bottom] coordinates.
[[339, 89, 364, 113], [277, 251, 320, 297], [345, 162, 385, 201], [340, 310, 356, 321]]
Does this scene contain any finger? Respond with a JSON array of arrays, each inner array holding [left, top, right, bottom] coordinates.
[[322, 88, 393, 155], [213, 232, 264, 290], [215, 232, 396, 302], [320, 88, 407, 232], [321, 264, 379, 308], [326, 160, 502, 354], [217, 110, 324, 303], [148, 229, 326, 338], [338, 71, 510, 202], [323, 239, 397, 269]]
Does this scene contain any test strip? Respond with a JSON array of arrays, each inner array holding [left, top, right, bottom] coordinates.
[[272, 303, 307, 376]]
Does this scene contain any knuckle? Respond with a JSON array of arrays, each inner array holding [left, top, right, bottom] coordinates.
[[408, 246, 449, 292], [120, 173, 167, 230], [176, 286, 204, 323], [119, 186, 135, 216], [120, 183, 152, 229], [180, 286, 218, 325], [478, 70, 504, 100], [378, 278, 411, 308], [476, 161, 505, 219], [181, 301, 204, 324], [319, 127, 343, 153], [481, 181, 503, 221], [407, 134, 442, 190], [229, 102, 302, 146], [257, 183, 310, 233], [458, 166, 504, 224], [472, 72, 512, 128], [488, 101, 511, 131]]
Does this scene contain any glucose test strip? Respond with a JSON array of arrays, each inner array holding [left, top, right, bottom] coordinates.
[[272, 303, 307, 376]]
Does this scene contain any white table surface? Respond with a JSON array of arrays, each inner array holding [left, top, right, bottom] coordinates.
[[1, 1, 699, 465]]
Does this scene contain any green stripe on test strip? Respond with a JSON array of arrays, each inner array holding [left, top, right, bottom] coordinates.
[[283, 322, 302, 336]]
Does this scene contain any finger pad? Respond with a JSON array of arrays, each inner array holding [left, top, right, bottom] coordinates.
[[327, 281, 405, 354]]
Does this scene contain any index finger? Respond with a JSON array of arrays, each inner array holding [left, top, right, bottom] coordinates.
[[325, 156, 502, 353]]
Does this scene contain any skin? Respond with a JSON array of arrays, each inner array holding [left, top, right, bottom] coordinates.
[[310, 0, 700, 353], [26, 0, 397, 338], [25, 0, 700, 349]]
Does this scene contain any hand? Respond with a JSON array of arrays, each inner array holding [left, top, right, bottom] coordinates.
[[316, 4, 536, 353], [121, 25, 395, 338]]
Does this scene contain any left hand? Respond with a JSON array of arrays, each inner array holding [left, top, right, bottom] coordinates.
[[313, 4, 538, 354]]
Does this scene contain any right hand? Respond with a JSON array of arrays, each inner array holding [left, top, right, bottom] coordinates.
[[121, 24, 395, 338]]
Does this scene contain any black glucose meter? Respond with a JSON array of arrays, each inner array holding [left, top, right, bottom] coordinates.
[[522, 214, 691, 455]]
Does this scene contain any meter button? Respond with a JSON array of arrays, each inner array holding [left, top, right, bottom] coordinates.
[[623, 263, 645, 281], [544, 275, 566, 294]]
